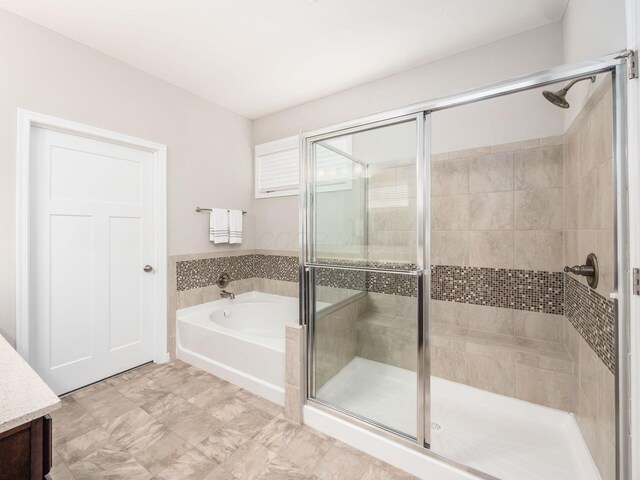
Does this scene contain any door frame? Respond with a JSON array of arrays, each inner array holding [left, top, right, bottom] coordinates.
[[15, 109, 169, 367]]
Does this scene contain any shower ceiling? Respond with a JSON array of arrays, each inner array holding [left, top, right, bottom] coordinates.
[[0, 0, 568, 118]]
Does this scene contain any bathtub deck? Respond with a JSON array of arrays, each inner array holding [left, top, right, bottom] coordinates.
[[316, 357, 599, 480], [49, 360, 415, 479]]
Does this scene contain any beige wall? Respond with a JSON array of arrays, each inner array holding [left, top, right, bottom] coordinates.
[[562, 0, 627, 127], [252, 23, 566, 252], [0, 9, 254, 345]]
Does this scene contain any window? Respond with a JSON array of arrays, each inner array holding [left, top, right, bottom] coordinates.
[[255, 136, 299, 198], [255, 135, 354, 199]]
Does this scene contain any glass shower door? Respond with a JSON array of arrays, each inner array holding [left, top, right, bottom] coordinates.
[[304, 114, 429, 444]]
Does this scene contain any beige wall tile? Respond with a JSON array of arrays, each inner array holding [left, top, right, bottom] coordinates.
[[563, 229, 580, 268], [315, 302, 358, 389], [540, 135, 563, 147], [515, 350, 573, 375], [356, 329, 416, 371], [430, 300, 469, 328], [513, 230, 563, 271], [432, 346, 465, 382], [431, 158, 468, 196], [564, 317, 581, 365], [491, 138, 540, 153], [514, 310, 564, 343], [257, 278, 279, 295], [577, 388, 598, 462], [564, 182, 579, 230], [515, 363, 571, 411], [469, 153, 513, 193], [369, 209, 395, 232], [234, 278, 256, 294], [596, 160, 614, 231], [468, 230, 514, 268], [431, 231, 468, 266], [432, 195, 469, 231], [177, 288, 204, 309], [596, 230, 614, 297], [202, 285, 222, 303], [578, 168, 598, 230], [449, 146, 491, 159], [467, 305, 514, 336], [465, 353, 516, 397], [277, 280, 299, 298], [514, 145, 563, 190], [285, 335, 301, 387], [586, 87, 613, 173], [579, 338, 600, 403], [395, 295, 416, 319], [285, 384, 302, 425], [469, 192, 513, 230], [596, 362, 616, 480], [366, 292, 395, 315], [563, 126, 580, 185], [514, 188, 564, 230]]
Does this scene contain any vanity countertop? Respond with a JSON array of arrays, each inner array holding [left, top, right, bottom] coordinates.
[[0, 334, 60, 434]]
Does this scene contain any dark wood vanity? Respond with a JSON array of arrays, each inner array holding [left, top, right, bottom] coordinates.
[[0, 415, 52, 480], [0, 335, 59, 480]]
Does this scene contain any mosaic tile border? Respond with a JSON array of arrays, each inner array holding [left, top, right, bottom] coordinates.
[[314, 257, 419, 271], [430, 265, 564, 315], [565, 274, 616, 374], [176, 255, 255, 291], [178, 256, 565, 311], [177, 254, 298, 291], [253, 254, 298, 282], [316, 268, 367, 292]]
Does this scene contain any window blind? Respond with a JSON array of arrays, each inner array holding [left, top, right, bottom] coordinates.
[[256, 147, 299, 195]]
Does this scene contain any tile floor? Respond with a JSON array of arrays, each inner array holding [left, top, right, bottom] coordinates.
[[50, 360, 416, 479]]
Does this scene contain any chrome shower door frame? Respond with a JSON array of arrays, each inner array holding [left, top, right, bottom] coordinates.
[[302, 112, 430, 446], [299, 50, 631, 480]]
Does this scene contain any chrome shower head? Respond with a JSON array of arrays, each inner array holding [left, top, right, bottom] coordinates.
[[542, 88, 570, 109], [542, 76, 596, 109]]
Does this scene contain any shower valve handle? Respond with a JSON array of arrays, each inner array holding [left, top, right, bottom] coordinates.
[[563, 264, 595, 277]]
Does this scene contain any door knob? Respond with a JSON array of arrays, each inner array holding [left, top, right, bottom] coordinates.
[[143, 265, 154, 273]]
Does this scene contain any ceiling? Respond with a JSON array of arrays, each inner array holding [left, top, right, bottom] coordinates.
[[0, 0, 569, 119]]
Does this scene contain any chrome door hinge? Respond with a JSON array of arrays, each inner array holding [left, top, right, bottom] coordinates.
[[615, 50, 638, 80], [633, 268, 640, 295]]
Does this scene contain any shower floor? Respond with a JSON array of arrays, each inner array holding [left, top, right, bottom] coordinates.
[[316, 357, 599, 480]]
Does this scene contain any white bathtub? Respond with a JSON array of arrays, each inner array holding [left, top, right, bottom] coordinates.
[[176, 291, 299, 405]]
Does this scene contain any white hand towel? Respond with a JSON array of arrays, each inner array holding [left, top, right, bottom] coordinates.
[[228, 209, 243, 244], [210, 209, 229, 244]]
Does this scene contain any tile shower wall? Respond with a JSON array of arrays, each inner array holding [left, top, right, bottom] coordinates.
[[426, 136, 571, 410], [431, 136, 564, 272], [367, 164, 416, 263], [563, 79, 615, 480]]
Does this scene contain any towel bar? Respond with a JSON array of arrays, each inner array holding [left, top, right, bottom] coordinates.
[[196, 207, 247, 214]]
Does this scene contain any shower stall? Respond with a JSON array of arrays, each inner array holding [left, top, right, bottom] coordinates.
[[299, 52, 631, 480]]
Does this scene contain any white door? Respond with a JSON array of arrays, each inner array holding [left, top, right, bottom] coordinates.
[[30, 127, 156, 394]]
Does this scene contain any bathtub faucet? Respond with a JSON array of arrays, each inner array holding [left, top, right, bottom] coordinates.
[[220, 290, 235, 300]]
